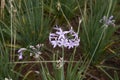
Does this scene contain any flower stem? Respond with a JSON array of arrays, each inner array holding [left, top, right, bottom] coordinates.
[[61, 46, 64, 80]]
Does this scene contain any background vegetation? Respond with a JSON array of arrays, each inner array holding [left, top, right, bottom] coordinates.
[[0, 0, 120, 80]]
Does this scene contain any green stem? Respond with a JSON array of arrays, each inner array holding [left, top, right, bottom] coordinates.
[[61, 46, 64, 80], [10, 0, 13, 62], [89, 26, 106, 63], [59, 1, 71, 27], [107, 0, 112, 17]]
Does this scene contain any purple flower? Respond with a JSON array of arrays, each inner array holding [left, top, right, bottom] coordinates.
[[49, 26, 69, 48], [18, 52, 23, 60], [49, 33, 59, 48], [49, 25, 80, 49], [57, 38, 69, 47], [18, 48, 27, 60], [100, 16, 115, 27], [55, 27, 69, 40], [67, 27, 80, 49]]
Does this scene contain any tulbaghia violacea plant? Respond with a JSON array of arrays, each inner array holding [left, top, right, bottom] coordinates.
[[49, 25, 80, 49], [87, 15, 116, 63], [49, 25, 80, 79], [17, 44, 43, 60], [100, 15, 115, 27]]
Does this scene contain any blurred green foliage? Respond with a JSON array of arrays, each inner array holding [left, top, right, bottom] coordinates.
[[0, 0, 119, 79]]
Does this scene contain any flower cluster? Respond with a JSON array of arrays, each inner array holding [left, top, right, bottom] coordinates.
[[100, 15, 115, 27], [49, 25, 80, 49], [18, 44, 43, 60]]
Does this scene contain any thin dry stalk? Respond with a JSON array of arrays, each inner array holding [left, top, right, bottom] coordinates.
[[0, 0, 5, 19]]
